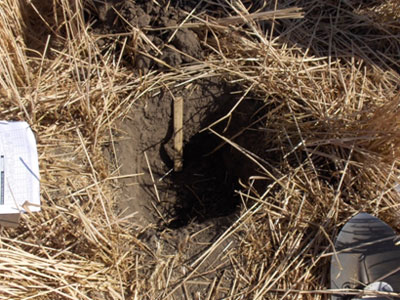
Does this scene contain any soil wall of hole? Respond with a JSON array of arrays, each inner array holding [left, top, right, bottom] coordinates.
[[109, 78, 266, 228]]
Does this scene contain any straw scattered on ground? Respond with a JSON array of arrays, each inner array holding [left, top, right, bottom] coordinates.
[[0, 0, 399, 299]]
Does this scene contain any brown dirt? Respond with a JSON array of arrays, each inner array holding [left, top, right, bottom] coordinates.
[[92, 3, 271, 297], [89, 0, 204, 71], [91, 1, 267, 228], [112, 76, 266, 227]]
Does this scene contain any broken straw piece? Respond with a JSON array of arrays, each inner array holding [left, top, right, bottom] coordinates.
[[174, 97, 184, 172]]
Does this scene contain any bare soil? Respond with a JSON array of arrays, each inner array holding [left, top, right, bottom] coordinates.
[[113, 80, 270, 297], [92, 1, 266, 227], [92, 3, 273, 296], [117, 77, 270, 225]]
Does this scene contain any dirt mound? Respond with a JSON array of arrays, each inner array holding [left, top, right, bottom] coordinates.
[[87, 0, 206, 72]]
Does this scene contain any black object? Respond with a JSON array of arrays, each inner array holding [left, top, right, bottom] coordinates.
[[331, 213, 400, 299]]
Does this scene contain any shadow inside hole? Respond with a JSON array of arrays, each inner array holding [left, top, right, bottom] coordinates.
[[149, 82, 272, 229], [159, 87, 276, 228], [166, 131, 241, 229]]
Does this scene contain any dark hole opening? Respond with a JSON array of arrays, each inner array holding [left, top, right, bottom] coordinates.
[[166, 131, 241, 229]]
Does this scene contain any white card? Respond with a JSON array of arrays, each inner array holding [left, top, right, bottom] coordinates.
[[0, 121, 40, 214]]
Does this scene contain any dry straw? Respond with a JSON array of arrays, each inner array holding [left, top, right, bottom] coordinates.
[[0, 0, 399, 299]]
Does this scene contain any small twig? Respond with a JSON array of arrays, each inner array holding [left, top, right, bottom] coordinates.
[[173, 96, 184, 172], [144, 151, 161, 203], [142, 7, 304, 31]]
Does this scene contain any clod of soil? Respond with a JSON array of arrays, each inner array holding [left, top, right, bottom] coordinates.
[[87, 0, 205, 72]]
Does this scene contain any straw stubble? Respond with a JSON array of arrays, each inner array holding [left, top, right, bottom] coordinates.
[[0, 0, 399, 299]]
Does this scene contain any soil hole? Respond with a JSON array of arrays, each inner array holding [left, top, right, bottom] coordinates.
[[166, 131, 241, 228], [113, 79, 269, 229]]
